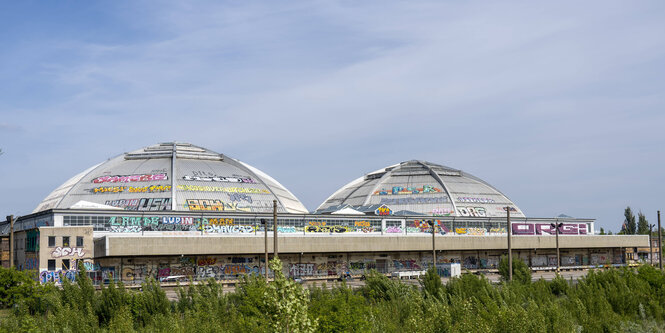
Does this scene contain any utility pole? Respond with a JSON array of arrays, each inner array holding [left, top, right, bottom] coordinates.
[[428, 220, 436, 270], [649, 224, 655, 266], [8, 215, 14, 269], [262, 218, 268, 283], [507, 207, 512, 281], [551, 222, 562, 272], [273, 200, 278, 259], [658, 211, 662, 271]]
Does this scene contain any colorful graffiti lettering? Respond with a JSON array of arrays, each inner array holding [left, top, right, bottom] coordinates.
[[456, 207, 487, 217], [375, 205, 393, 216], [198, 257, 217, 266], [204, 225, 255, 233], [51, 247, 86, 258], [489, 228, 507, 234], [289, 263, 315, 276], [25, 257, 39, 270], [92, 185, 171, 194], [185, 199, 251, 212], [409, 220, 450, 234], [373, 185, 442, 196], [105, 198, 171, 211], [385, 226, 403, 233], [392, 259, 420, 270], [432, 208, 455, 216], [305, 225, 349, 233], [228, 193, 253, 203], [40, 270, 77, 284], [176, 185, 269, 193], [380, 197, 448, 205], [183, 174, 256, 183], [207, 218, 234, 226], [92, 173, 167, 184], [277, 226, 297, 233], [354, 221, 370, 227]]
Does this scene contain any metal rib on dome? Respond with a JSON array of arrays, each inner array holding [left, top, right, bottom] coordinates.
[[316, 160, 524, 218], [33, 142, 308, 214]]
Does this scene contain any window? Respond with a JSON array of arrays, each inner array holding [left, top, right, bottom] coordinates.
[[48, 236, 55, 247], [76, 236, 84, 247], [48, 260, 56, 271], [62, 259, 70, 270], [62, 236, 70, 247]]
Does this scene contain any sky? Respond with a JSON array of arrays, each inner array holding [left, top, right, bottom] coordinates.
[[1, 1, 664, 232]]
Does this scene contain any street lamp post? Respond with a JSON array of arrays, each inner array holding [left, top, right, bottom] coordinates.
[[507, 207, 512, 282], [261, 218, 268, 283], [650, 224, 655, 266], [273, 200, 278, 260], [550, 222, 563, 272], [658, 211, 662, 271]]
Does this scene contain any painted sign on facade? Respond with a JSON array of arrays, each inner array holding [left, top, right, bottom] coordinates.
[[512, 223, 588, 235], [104, 198, 171, 211], [92, 173, 168, 184], [373, 185, 442, 195]]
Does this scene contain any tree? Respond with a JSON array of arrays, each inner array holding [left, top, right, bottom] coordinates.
[[420, 267, 443, 300], [265, 258, 317, 332], [599, 227, 606, 235], [625, 207, 636, 235], [637, 212, 649, 235], [498, 256, 531, 284]]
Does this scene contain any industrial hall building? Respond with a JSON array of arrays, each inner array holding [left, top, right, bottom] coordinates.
[[0, 142, 647, 284]]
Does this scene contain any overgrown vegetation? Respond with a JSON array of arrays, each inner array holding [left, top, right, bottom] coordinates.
[[2, 263, 665, 332]]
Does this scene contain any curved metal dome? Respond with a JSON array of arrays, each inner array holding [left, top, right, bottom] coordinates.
[[316, 160, 524, 217], [34, 142, 308, 214]]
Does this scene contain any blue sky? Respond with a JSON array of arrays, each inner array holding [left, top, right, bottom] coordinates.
[[1, 1, 664, 231]]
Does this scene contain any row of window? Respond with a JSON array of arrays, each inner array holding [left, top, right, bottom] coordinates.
[[63, 215, 510, 231], [47, 236, 84, 248], [47, 259, 78, 271]]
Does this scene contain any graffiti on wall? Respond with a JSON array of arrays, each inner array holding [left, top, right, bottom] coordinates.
[[185, 199, 251, 212], [456, 197, 496, 204], [407, 220, 450, 234], [380, 197, 448, 205], [305, 225, 349, 233], [92, 185, 171, 194], [228, 193, 253, 203], [454, 227, 486, 236], [25, 257, 39, 270], [40, 270, 77, 284], [92, 173, 167, 184], [432, 208, 455, 216], [375, 205, 393, 216], [183, 172, 256, 184], [203, 225, 254, 233], [456, 207, 487, 217], [105, 198, 171, 211], [176, 185, 269, 193], [385, 226, 403, 233], [51, 247, 86, 258], [374, 185, 442, 196], [511, 223, 588, 235]]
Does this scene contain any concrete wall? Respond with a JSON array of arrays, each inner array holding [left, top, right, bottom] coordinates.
[[96, 234, 649, 257]]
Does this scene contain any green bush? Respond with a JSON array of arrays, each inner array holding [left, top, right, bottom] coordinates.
[[1, 264, 665, 332], [498, 255, 532, 284]]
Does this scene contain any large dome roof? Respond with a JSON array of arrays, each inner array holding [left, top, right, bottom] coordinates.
[[34, 142, 308, 214], [316, 160, 524, 218]]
